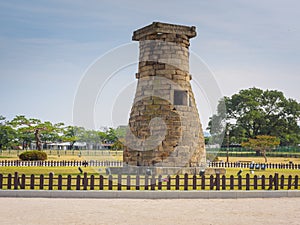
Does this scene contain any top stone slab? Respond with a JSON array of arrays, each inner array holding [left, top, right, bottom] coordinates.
[[132, 22, 197, 41]]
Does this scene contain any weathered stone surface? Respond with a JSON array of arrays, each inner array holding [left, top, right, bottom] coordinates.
[[124, 22, 206, 174]]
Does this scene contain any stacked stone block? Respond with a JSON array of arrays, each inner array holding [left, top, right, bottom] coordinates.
[[124, 22, 206, 172]]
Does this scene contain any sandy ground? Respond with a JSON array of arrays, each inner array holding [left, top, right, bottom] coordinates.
[[0, 198, 299, 225]]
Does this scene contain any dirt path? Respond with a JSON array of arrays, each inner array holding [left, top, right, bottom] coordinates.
[[0, 198, 299, 225]]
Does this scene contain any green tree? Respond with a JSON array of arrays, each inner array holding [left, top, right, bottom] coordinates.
[[105, 128, 118, 143], [62, 126, 85, 149], [39, 121, 64, 147], [208, 87, 300, 146], [0, 116, 17, 149], [10, 115, 63, 150], [241, 135, 280, 162]]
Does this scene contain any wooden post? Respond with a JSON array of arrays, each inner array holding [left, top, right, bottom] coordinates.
[[215, 174, 220, 191], [158, 175, 162, 190], [151, 175, 156, 190], [268, 175, 273, 190], [99, 175, 104, 190], [30, 174, 35, 190], [58, 175, 62, 190], [209, 175, 214, 190], [253, 175, 258, 190], [76, 175, 81, 190], [221, 175, 226, 190], [145, 175, 149, 190], [67, 175, 72, 190], [118, 174, 122, 191], [246, 174, 250, 190], [126, 175, 131, 190], [167, 175, 171, 190], [108, 175, 113, 190], [21, 174, 26, 189], [136, 175, 140, 190], [295, 175, 298, 189], [7, 174, 12, 189], [39, 174, 44, 190], [280, 175, 284, 189], [175, 175, 180, 190], [183, 174, 188, 191], [49, 173, 53, 190], [14, 172, 19, 190], [192, 175, 197, 190], [83, 173, 88, 190], [90, 175, 94, 190], [261, 175, 265, 190], [274, 173, 279, 190], [287, 175, 292, 189], [230, 175, 234, 190], [0, 174, 2, 189], [201, 175, 205, 190], [238, 175, 242, 190]]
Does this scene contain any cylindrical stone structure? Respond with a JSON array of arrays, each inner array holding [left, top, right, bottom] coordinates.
[[124, 22, 206, 174]]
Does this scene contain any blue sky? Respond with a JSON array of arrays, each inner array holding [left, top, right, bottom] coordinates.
[[1, 0, 299, 129]]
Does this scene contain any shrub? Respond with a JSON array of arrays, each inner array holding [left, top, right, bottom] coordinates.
[[19, 150, 47, 161]]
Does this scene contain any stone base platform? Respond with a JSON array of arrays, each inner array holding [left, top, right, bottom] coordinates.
[[109, 165, 226, 176]]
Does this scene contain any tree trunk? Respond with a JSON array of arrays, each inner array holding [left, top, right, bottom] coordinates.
[[262, 150, 268, 163]]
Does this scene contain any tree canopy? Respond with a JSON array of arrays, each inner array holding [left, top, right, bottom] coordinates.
[[0, 115, 126, 150], [208, 87, 300, 146], [241, 135, 280, 162]]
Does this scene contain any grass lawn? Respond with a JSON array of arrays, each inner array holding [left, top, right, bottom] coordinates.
[[0, 150, 123, 161], [0, 166, 299, 177], [218, 156, 300, 164]]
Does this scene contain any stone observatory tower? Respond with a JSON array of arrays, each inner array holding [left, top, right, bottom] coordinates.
[[124, 22, 206, 174]]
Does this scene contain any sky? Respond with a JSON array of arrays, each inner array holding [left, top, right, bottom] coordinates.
[[0, 0, 299, 130]]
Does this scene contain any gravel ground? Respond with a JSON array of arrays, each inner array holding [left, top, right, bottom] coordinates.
[[0, 197, 299, 225]]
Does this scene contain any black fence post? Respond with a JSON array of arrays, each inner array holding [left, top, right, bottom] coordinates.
[[215, 174, 220, 191], [253, 175, 258, 190], [158, 175, 162, 190], [151, 175, 156, 190], [99, 175, 104, 190], [108, 175, 113, 190], [246, 174, 250, 191], [67, 175, 72, 190], [83, 173, 88, 190], [39, 174, 44, 190], [58, 175, 62, 190], [261, 175, 265, 190], [7, 174, 12, 189], [230, 175, 234, 190], [238, 175, 242, 190], [20, 174, 26, 189], [118, 174, 122, 191], [184, 174, 188, 191], [30, 174, 35, 190], [274, 173, 279, 190], [201, 175, 205, 190], [136, 175, 140, 191], [295, 175, 299, 189], [145, 175, 149, 190], [0, 174, 2, 189], [175, 175, 180, 190], [288, 175, 292, 189], [167, 175, 171, 190], [14, 172, 19, 190], [126, 175, 131, 190], [209, 175, 214, 190], [192, 175, 197, 190], [49, 173, 54, 190], [76, 175, 81, 190]]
